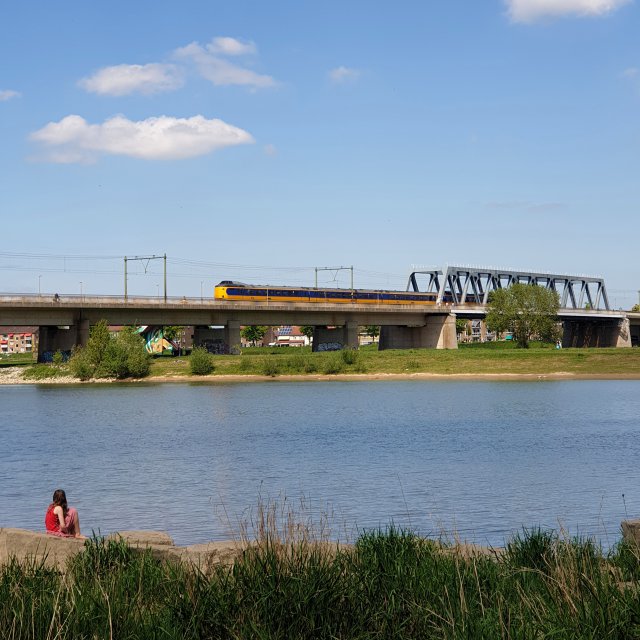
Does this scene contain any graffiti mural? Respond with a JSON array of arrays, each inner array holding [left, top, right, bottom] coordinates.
[[138, 326, 180, 355], [316, 341, 343, 352]]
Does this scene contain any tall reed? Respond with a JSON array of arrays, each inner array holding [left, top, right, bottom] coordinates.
[[2, 525, 640, 638]]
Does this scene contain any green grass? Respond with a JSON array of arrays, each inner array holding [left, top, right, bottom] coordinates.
[[22, 364, 68, 380], [0, 352, 35, 367], [148, 343, 640, 379], [2, 528, 640, 639]]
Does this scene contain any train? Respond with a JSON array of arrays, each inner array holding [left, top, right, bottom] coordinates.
[[214, 281, 453, 305]]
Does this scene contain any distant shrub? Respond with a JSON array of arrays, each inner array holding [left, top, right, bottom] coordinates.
[[99, 327, 150, 379], [190, 347, 214, 375], [69, 321, 150, 380], [69, 352, 92, 381], [322, 353, 344, 375], [22, 364, 65, 380], [261, 357, 279, 377], [341, 348, 358, 365], [303, 358, 318, 373], [52, 350, 65, 366]]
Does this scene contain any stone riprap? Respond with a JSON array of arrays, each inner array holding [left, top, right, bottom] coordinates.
[[0, 528, 246, 574], [621, 519, 640, 545]]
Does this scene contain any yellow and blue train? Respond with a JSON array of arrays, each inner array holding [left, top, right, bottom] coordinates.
[[214, 281, 452, 305]]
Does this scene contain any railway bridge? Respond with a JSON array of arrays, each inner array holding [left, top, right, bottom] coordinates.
[[0, 265, 636, 358]]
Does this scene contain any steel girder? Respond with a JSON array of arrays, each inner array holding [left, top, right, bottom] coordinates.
[[407, 266, 610, 311]]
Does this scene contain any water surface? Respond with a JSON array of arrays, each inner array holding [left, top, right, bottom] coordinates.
[[1, 380, 639, 547]]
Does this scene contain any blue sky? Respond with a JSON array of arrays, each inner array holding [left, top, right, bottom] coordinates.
[[1, 0, 639, 307]]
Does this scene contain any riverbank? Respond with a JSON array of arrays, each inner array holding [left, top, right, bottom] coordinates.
[[4, 366, 640, 384], [3, 526, 640, 638], [3, 343, 640, 384]]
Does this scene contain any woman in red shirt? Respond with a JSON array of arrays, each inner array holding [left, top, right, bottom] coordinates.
[[45, 489, 85, 538]]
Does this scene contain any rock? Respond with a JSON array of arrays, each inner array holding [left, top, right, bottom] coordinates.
[[107, 530, 175, 546], [621, 520, 640, 545], [0, 528, 247, 575], [0, 528, 85, 572]]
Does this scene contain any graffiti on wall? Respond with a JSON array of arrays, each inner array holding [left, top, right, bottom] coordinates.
[[316, 341, 343, 352], [138, 326, 180, 355]]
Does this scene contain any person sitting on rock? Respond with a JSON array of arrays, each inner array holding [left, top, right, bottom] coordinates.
[[45, 489, 85, 538]]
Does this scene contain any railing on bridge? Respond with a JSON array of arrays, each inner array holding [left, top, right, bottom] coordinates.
[[407, 266, 610, 311]]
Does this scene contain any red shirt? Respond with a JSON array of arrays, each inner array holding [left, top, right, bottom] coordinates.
[[45, 504, 61, 533]]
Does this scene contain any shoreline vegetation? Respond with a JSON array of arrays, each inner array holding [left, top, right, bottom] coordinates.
[[3, 524, 640, 638], [2, 342, 640, 384]]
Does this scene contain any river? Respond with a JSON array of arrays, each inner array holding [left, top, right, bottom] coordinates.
[[1, 380, 639, 548]]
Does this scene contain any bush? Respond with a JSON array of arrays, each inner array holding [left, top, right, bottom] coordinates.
[[22, 364, 65, 380], [322, 353, 344, 374], [261, 357, 279, 377], [52, 350, 65, 366], [190, 347, 214, 375], [69, 323, 150, 380], [341, 348, 358, 365], [69, 351, 92, 381]]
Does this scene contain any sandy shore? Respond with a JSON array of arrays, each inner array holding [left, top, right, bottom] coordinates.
[[2, 367, 640, 385]]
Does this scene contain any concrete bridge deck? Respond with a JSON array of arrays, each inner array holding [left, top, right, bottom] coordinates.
[[0, 294, 635, 354]]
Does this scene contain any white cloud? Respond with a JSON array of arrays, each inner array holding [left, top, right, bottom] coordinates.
[[175, 40, 276, 88], [208, 36, 257, 56], [328, 66, 361, 84], [79, 63, 183, 96], [622, 67, 639, 78], [0, 89, 20, 101], [30, 114, 254, 162], [506, 0, 631, 22]]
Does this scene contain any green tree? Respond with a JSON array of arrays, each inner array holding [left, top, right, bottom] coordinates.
[[632, 304, 640, 312], [299, 326, 315, 345], [485, 284, 560, 348], [103, 327, 150, 379], [455, 319, 469, 336], [162, 326, 183, 341], [69, 321, 150, 379], [84, 319, 110, 371], [241, 325, 268, 347], [364, 325, 380, 343]]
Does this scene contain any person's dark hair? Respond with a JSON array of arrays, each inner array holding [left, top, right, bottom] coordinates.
[[52, 489, 68, 517]]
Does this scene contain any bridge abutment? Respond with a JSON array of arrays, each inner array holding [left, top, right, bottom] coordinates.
[[378, 314, 458, 350], [562, 318, 631, 348]]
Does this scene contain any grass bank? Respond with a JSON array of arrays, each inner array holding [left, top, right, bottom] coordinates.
[[148, 342, 640, 379], [8, 343, 640, 382], [3, 527, 640, 639]]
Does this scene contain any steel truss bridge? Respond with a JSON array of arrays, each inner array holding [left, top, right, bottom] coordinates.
[[407, 266, 610, 311]]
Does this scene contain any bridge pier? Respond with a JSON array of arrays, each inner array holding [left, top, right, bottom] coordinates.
[[312, 322, 359, 352], [37, 319, 90, 362], [192, 321, 241, 354], [562, 318, 631, 348], [224, 320, 241, 354], [378, 314, 457, 350]]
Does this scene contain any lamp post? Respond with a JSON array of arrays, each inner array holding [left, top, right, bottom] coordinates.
[[79, 281, 83, 298]]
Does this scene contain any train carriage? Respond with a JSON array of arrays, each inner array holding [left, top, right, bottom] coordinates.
[[214, 281, 450, 305]]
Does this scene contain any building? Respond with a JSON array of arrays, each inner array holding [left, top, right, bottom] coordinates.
[[0, 326, 37, 355], [270, 326, 309, 347]]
